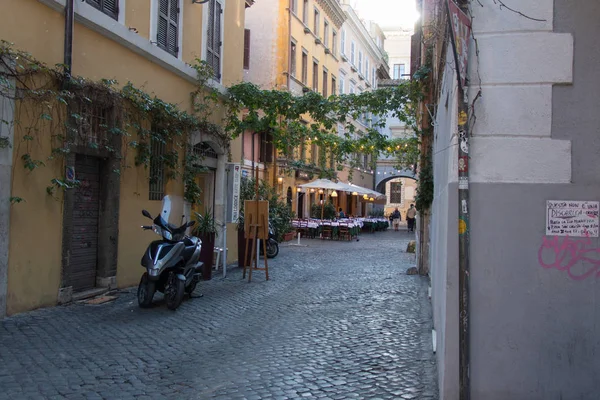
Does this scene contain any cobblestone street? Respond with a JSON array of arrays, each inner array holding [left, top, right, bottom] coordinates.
[[0, 229, 437, 399]]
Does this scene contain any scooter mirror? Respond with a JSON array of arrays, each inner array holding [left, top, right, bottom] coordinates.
[[187, 221, 196, 228], [142, 210, 152, 219]]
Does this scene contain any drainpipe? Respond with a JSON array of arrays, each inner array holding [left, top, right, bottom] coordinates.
[[63, 0, 74, 83], [446, 1, 471, 399]]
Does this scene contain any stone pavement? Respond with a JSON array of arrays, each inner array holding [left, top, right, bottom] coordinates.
[[0, 229, 438, 399]]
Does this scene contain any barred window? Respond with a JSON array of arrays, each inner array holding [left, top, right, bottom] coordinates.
[[149, 136, 166, 201], [76, 104, 110, 147], [390, 182, 402, 204]]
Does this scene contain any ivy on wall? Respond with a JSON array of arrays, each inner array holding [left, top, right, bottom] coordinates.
[[0, 39, 431, 207]]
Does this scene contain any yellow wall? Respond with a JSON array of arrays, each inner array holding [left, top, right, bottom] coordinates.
[[2, 0, 247, 314]]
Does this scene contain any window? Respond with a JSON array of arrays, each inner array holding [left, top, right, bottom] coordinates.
[[157, 0, 180, 57], [290, 41, 297, 77], [372, 67, 376, 87], [340, 30, 346, 55], [363, 154, 368, 169], [331, 75, 336, 96], [301, 50, 308, 84], [311, 142, 317, 163], [206, 0, 223, 80], [149, 135, 166, 201], [76, 104, 110, 146], [349, 82, 355, 94], [365, 59, 369, 81], [329, 151, 335, 169], [393, 64, 406, 79], [339, 75, 345, 94], [322, 69, 328, 96], [390, 182, 402, 204], [290, 0, 297, 14], [87, 0, 119, 20], [350, 41, 355, 64], [312, 61, 319, 91], [324, 20, 329, 47], [313, 9, 320, 36], [358, 51, 363, 73], [332, 30, 337, 56], [302, 0, 308, 24], [243, 29, 251, 70]]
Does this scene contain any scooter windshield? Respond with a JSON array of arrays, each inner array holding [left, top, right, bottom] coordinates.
[[157, 195, 187, 234]]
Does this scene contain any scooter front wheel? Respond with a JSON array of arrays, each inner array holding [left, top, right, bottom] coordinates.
[[137, 273, 156, 308], [165, 273, 185, 310]]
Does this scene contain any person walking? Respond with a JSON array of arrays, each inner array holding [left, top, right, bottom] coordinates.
[[391, 208, 401, 231], [406, 204, 417, 232]]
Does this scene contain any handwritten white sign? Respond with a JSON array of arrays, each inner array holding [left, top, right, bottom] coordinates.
[[546, 200, 599, 237]]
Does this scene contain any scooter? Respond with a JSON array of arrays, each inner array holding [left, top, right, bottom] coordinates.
[[262, 221, 279, 259], [138, 196, 203, 310]]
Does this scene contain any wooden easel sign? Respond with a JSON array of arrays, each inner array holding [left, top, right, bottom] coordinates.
[[243, 200, 270, 282]]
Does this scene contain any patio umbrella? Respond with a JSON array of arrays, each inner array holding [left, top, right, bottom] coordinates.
[[340, 182, 386, 199], [297, 179, 347, 220]]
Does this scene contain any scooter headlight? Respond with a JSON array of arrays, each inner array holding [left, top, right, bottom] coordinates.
[[163, 230, 173, 241]]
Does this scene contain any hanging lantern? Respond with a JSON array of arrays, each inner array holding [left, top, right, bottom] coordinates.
[[363, 194, 368, 200], [331, 190, 338, 197], [318, 189, 324, 194], [352, 191, 358, 196]]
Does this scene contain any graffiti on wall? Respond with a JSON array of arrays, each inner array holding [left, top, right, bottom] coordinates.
[[538, 233, 600, 280]]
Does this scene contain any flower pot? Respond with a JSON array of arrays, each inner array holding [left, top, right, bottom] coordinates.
[[198, 232, 215, 280], [283, 232, 295, 242]]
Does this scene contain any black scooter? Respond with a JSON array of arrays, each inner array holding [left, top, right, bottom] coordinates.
[[261, 222, 279, 259], [138, 206, 203, 310]]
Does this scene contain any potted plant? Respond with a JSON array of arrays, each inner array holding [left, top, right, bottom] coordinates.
[[193, 209, 218, 280]]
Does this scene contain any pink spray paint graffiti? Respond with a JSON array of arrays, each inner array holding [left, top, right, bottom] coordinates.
[[538, 232, 600, 280]]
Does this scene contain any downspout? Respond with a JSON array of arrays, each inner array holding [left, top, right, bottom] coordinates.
[[446, 1, 471, 399], [63, 0, 74, 83]]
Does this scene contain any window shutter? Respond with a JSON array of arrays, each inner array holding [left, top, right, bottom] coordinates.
[[157, 0, 178, 56], [207, 0, 222, 79], [243, 29, 251, 70], [104, 0, 119, 18]]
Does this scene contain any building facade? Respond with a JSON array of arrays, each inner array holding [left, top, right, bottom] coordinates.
[[244, 0, 388, 218], [416, 0, 600, 398], [0, 0, 250, 316], [374, 24, 417, 220]]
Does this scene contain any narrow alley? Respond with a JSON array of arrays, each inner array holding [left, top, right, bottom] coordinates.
[[0, 230, 437, 399]]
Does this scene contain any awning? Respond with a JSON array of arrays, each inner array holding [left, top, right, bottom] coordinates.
[[297, 179, 347, 191], [339, 182, 386, 199]]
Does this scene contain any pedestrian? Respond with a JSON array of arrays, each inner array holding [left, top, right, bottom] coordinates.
[[338, 208, 345, 218], [391, 208, 401, 231], [406, 204, 417, 232]]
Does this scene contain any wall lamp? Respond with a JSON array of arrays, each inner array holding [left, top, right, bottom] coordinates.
[[277, 176, 284, 184]]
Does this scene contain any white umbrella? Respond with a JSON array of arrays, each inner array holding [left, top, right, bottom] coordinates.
[[340, 182, 386, 199], [298, 179, 347, 191]]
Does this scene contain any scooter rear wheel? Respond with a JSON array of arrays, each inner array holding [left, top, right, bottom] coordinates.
[[266, 240, 279, 258], [137, 273, 156, 308]]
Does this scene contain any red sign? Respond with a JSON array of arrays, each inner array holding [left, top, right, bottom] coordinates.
[[448, 0, 471, 88]]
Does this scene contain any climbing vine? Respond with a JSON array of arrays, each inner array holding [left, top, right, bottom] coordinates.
[[0, 41, 226, 204], [1, 38, 431, 205]]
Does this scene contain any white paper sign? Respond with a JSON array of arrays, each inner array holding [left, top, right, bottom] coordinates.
[[546, 200, 599, 237], [231, 164, 242, 222]]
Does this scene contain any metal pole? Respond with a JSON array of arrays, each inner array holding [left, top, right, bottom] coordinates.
[[222, 165, 228, 278], [446, 1, 471, 399], [253, 132, 260, 268]]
